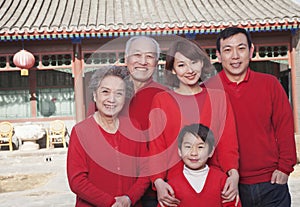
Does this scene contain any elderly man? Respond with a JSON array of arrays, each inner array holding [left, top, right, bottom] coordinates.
[[123, 36, 168, 207]]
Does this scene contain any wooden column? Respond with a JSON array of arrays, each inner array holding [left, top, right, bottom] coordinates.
[[72, 40, 85, 123], [29, 69, 37, 117], [291, 30, 300, 161], [291, 33, 299, 134]]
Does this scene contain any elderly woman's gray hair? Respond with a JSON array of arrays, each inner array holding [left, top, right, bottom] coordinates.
[[89, 65, 134, 98]]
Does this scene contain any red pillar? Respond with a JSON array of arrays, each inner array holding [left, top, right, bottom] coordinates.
[[73, 42, 85, 123], [290, 46, 299, 134], [29, 69, 37, 117]]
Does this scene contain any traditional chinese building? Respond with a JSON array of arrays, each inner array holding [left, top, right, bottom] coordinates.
[[0, 0, 300, 151]]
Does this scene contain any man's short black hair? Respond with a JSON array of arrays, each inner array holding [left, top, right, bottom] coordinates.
[[216, 27, 252, 53]]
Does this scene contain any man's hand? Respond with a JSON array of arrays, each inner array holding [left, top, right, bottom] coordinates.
[[111, 195, 131, 207], [154, 178, 180, 207], [222, 169, 239, 206], [271, 169, 289, 184]]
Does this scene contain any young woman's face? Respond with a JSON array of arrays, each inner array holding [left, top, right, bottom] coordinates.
[[172, 52, 203, 87], [93, 75, 126, 117], [178, 132, 212, 171]]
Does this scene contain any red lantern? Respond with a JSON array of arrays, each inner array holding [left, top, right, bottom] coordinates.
[[13, 49, 35, 76]]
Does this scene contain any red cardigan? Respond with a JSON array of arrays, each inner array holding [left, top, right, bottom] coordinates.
[[122, 79, 169, 131], [148, 88, 239, 183], [162, 166, 241, 207], [67, 116, 149, 207], [205, 69, 297, 184]]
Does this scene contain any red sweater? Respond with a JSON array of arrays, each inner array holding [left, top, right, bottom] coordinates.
[[122, 79, 169, 199], [148, 88, 239, 183], [122, 79, 169, 131], [67, 116, 149, 207], [163, 166, 241, 207], [205, 69, 297, 184]]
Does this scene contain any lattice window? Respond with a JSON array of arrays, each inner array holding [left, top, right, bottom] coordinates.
[[204, 45, 288, 61], [205, 48, 218, 61], [0, 56, 6, 68], [41, 54, 71, 67], [84, 52, 119, 65], [258, 46, 288, 58], [159, 51, 167, 62], [84, 50, 168, 65]]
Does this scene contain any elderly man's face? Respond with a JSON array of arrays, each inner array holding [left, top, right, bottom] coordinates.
[[125, 38, 158, 83]]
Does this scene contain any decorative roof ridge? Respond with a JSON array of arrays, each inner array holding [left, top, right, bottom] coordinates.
[[1, 21, 299, 41]]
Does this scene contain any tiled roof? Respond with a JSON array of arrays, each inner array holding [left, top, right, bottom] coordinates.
[[0, 0, 300, 41]]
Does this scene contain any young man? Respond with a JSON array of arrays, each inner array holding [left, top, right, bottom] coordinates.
[[205, 27, 297, 207], [163, 123, 241, 207]]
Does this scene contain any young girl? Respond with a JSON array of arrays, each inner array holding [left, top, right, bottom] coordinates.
[[148, 39, 240, 206]]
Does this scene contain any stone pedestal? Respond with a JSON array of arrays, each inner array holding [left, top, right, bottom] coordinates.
[[14, 124, 46, 151], [19, 140, 40, 150]]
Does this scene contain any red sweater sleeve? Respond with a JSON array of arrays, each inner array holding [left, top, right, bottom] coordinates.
[[148, 93, 170, 184], [119, 117, 151, 204], [67, 128, 115, 206], [148, 92, 183, 186], [270, 78, 297, 175], [207, 89, 239, 173]]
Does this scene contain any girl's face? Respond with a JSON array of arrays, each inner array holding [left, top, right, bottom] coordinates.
[[93, 75, 126, 118], [172, 52, 203, 87]]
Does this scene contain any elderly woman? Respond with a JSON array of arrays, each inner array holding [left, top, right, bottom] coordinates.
[[67, 65, 149, 207]]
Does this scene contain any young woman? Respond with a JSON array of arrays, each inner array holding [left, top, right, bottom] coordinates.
[[148, 39, 240, 207]]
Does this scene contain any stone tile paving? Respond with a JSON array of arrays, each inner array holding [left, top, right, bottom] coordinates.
[[0, 148, 299, 207], [0, 148, 75, 207]]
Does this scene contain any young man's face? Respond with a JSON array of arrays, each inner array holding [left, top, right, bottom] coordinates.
[[125, 38, 158, 83], [217, 33, 254, 83], [178, 132, 213, 171]]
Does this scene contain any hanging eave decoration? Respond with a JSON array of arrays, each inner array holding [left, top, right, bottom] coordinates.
[[13, 49, 35, 76]]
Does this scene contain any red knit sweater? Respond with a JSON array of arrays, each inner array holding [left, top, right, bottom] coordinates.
[[148, 88, 239, 182], [205, 68, 297, 184], [163, 166, 241, 207], [126, 80, 169, 131], [67, 116, 149, 207]]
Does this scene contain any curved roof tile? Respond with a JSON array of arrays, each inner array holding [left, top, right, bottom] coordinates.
[[0, 0, 299, 41]]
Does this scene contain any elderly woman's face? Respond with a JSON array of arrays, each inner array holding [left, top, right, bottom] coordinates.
[[94, 75, 126, 117]]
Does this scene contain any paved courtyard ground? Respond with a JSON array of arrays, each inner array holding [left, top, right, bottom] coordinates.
[[0, 148, 299, 207]]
